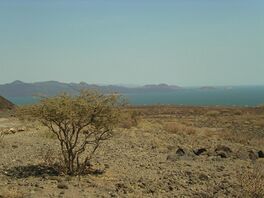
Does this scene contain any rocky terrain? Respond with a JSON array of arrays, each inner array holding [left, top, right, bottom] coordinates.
[[0, 106, 264, 198]]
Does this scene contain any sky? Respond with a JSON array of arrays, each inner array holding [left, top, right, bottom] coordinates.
[[0, 0, 263, 86]]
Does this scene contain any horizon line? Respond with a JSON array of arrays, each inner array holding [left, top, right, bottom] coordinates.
[[1, 80, 264, 88]]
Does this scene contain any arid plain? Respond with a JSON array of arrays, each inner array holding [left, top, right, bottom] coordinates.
[[0, 105, 264, 198]]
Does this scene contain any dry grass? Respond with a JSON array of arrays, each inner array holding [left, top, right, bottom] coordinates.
[[0, 187, 26, 198], [222, 130, 264, 147], [163, 121, 197, 135], [118, 110, 139, 129], [38, 128, 57, 139], [39, 147, 66, 175], [205, 110, 221, 117], [0, 130, 6, 148], [238, 161, 264, 198], [0, 130, 4, 143]]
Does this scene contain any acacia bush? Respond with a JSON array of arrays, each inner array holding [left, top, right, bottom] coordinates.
[[17, 90, 122, 175]]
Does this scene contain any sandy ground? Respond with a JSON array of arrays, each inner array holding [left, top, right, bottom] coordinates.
[[0, 106, 264, 198]]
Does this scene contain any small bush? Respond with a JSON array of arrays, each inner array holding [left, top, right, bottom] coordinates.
[[17, 90, 123, 175]]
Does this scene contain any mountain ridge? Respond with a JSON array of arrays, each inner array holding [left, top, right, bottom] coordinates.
[[0, 81, 181, 98]]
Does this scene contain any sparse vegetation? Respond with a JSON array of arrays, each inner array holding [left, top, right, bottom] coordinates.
[[0, 187, 25, 198], [206, 110, 220, 117], [1, 105, 264, 197], [17, 90, 122, 175], [239, 161, 264, 198], [163, 121, 196, 135], [119, 110, 139, 129]]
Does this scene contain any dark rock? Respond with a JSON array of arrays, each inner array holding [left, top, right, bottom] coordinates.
[[109, 192, 117, 197], [104, 164, 110, 169], [168, 146, 199, 161], [168, 185, 174, 191], [17, 127, 26, 132], [115, 182, 133, 194], [216, 166, 225, 172], [167, 147, 188, 161], [193, 148, 207, 156], [176, 148, 185, 156], [199, 173, 209, 181], [215, 145, 232, 158], [217, 152, 228, 158], [248, 150, 258, 161], [215, 145, 232, 153], [57, 183, 69, 189], [258, 150, 264, 158]]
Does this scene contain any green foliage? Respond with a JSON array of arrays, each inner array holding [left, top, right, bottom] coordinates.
[[17, 90, 123, 175]]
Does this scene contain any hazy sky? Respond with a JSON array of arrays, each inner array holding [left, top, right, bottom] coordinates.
[[0, 0, 263, 86]]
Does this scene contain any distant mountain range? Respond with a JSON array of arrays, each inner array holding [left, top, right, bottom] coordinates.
[[0, 81, 181, 98]]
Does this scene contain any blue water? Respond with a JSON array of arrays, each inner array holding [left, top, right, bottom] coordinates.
[[6, 87, 264, 107]]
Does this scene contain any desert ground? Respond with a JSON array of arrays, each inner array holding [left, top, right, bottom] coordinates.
[[0, 106, 264, 198]]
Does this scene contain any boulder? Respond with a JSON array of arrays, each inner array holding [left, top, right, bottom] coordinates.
[[215, 145, 232, 158], [217, 152, 228, 158], [258, 150, 264, 158], [248, 150, 258, 161], [167, 147, 194, 161], [176, 147, 185, 156], [193, 148, 207, 156], [215, 145, 232, 153], [8, 128, 16, 134], [57, 182, 69, 189], [17, 127, 26, 132], [198, 173, 209, 181]]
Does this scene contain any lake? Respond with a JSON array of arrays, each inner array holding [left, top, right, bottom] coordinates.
[[6, 86, 264, 107]]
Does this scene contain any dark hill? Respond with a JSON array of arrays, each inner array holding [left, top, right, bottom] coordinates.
[[0, 95, 15, 110], [0, 81, 181, 98]]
